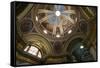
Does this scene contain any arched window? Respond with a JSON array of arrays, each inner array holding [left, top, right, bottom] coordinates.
[[24, 46, 42, 58]]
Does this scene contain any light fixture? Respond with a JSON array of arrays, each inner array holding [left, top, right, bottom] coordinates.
[[35, 16, 38, 21], [56, 34, 60, 38], [80, 45, 84, 49], [55, 11, 61, 16], [43, 29, 48, 34], [68, 30, 72, 34]]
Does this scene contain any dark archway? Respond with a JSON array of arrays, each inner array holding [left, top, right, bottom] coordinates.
[[67, 38, 94, 62]]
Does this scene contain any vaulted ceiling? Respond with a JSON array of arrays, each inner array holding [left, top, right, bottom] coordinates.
[[16, 2, 97, 65]]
